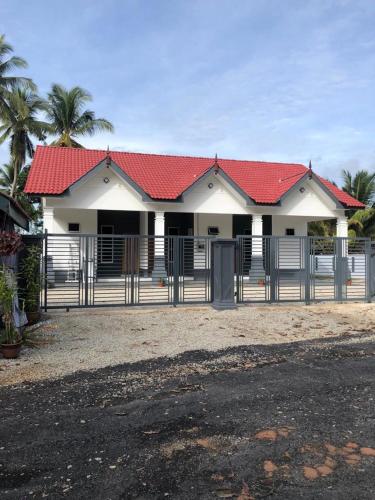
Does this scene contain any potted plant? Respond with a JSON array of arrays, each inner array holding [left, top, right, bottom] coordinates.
[[257, 278, 265, 286], [158, 277, 166, 287], [20, 245, 42, 325], [0, 266, 22, 359]]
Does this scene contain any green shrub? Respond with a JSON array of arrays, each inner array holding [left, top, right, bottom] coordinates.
[[0, 266, 20, 344], [20, 245, 41, 312]]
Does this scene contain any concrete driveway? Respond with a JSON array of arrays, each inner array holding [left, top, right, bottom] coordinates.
[[1, 335, 375, 499]]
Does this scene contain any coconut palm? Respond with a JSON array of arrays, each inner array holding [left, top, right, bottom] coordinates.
[[342, 169, 375, 207], [348, 208, 375, 238], [0, 161, 29, 195], [44, 84, 114, 148], [0, 88, 49, 197], [0, 34, 35, 112]]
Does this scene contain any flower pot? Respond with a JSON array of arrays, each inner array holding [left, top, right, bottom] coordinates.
[[346, 279, 352, 286], [258, 279, 265, 287], [26, 310, 41, 326], [1, 342, 22, 359]]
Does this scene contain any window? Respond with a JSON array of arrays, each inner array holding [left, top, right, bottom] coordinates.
[[207, 226, 220, 236], [68, 223, 80, 233], [168, 227, 179, 236], [285, 228, 295, 236]]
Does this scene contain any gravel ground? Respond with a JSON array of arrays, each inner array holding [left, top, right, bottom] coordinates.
[[1, 302, 374, 386], [1, 338, 375, 499]]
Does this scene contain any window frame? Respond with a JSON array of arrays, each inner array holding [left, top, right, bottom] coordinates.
[[68, 222, 81, 233]]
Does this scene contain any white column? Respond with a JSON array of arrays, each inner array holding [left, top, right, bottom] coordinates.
[[337, 216, 349, 257], [252, 214, 263, 256], [154, 211, 165, 256], [139, 212, 148, 271], [152, 211, 167, 281], [336, 217, 348, 238], [43, 206, 54, 233]]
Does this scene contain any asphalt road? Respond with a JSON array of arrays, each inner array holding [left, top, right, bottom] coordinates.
[[1, 336, 375, 499]]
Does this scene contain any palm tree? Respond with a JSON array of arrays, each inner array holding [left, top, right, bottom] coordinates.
[[0, 88, 49, 197], [348, 208, 375, 238], [0, 161, 29, 195], [342, 169, 375, 206], [44, 84, 114, 148], [0, 34, 35, 112]]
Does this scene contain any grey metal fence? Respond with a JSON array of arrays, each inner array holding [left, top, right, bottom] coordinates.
[[371, 242, 375, 297], [41, 233, 372, 310], [42, 234, 212, 309], [237, 236, 372, 304]]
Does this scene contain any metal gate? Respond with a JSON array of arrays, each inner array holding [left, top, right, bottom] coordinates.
[[41, 233, 372, 309], [237, 235, 372, 303], [42, 234, 212, 309]]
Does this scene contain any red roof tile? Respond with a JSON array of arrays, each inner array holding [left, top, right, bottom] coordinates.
[[24, 146, 364, 208]]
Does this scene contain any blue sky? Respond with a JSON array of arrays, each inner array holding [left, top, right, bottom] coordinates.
[[1, 0, 375, 184]]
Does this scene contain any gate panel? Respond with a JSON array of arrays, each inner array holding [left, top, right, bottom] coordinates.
[[237, 236, 271, 302], [43, 234, 213, 308], [345, 238, 369, 301], [237, 235, 371, 304], [310, 237, 336, 301], [44, 234, 82, 308], [179, 237, 211, 303], [137, 236, 173, 304], [274, 237, 305, 302]]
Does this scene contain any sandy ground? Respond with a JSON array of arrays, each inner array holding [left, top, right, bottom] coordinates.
[[0, 302, 374, 386]]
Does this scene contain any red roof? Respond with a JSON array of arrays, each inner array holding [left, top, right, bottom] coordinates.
[[24, 145, 364, 208]]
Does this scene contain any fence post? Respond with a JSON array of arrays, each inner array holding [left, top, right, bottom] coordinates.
[[212, 239, 237, 310], [84, 236, 89, 306], [43, 229, 48, 312], [173, 237, 180, 306], [305, 237, 311, 305], [269, 237, 276, 303], [366, 238, 372, 303], [235, 238, 240, 303], [130, 237, 135, 305]]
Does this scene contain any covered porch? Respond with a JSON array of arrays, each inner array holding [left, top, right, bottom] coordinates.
[[44, 206, 350, 282]]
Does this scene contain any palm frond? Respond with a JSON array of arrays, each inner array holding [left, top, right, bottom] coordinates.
[[45, 84, 113, 147]]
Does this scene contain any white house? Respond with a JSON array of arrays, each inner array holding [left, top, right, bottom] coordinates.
[[25, 145, 362, 241], [27, 146, 367, 279]]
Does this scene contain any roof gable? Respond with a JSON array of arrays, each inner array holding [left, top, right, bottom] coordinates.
[[24, 145, 364, 209]]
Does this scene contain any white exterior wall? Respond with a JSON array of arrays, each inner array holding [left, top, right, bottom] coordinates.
[[54, 209, 97, 234], [193, 213, 232, 269], [43, 165, 348, 241], [194, 213, 232, 238], [46, 169, 147, 211], [272, 216, 308, 236]]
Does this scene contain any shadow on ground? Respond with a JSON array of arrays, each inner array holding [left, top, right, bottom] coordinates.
[[1, 335, 375, 499]]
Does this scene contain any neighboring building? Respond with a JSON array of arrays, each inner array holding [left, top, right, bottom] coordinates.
[[0, 192, 29, 232], [24, 145, 363, 283]]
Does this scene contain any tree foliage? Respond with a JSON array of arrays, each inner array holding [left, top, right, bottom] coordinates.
[[0, 34, 35, 113], [0, 88, 49, 196], [342, 170, 375, 207], [44, 84, 114, 148]]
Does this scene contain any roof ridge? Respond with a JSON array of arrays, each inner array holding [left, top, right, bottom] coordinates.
[[35, 145, 307, 168]]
